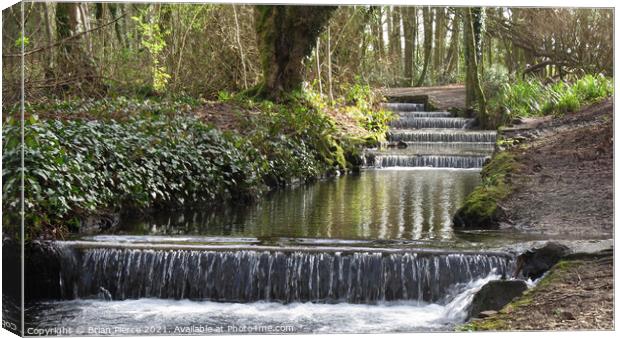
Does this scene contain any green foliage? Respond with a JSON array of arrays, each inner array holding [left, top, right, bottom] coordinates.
[[8, 97, 203, 120], [2, 115, 263, 239], [341, 82, 393, 134], [481, 64, 510, 97], [490, 74, 614, 123], [217, 90, 233, 102], [132, 12, 171, 92], [493, 80, 546, 118], [15, 32, 30, 47], [573, 74, 614, 101], [236, 90, 349, 184], [2, 92, 368, 238]]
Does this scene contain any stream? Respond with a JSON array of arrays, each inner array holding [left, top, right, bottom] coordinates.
[[23, 102, 518, 334]]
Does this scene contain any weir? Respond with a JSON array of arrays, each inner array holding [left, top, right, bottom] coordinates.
[[372, 155, 489, 169], [381, 103, 425, 111], [387, 130, 497, 143], [366, 103, 495, 169], [35, 242, 515, 305], [395, 111, 454, 118], [389, 117, 475, 129]]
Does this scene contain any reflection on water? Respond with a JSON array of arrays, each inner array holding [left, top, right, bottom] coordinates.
[[118, 169, 480, 241]]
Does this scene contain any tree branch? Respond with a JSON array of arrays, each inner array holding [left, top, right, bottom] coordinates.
[[2, 14, 125, 58]]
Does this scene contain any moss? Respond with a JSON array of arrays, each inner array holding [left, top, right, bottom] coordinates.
[[453, 151, 518, 228], [458, 317, 509, 331]]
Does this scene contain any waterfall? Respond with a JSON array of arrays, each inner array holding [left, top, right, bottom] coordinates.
[[36, 243, 514, 305], [396, 111, 454, 118], [377, 142, 495, 154], [390, 117, 475, 129], [373, 155, 489, 169], [382, 103, 425, 112], [388, 130, 497, 143]]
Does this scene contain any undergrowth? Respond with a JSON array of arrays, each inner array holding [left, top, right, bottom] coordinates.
[[3, 87, 386, 239], [489, 74, 613, 124]]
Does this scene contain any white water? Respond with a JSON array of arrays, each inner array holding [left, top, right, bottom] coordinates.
[[26, 272, 503, 335]]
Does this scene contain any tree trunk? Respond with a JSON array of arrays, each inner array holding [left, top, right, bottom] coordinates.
[[42, 2, 54, 78], [432, 7, 446, 82], [232, 4, 248, 89], [463, 8, 487, 124], [315, 36, 322, 95], [416, 6, 433, 87], [389, 6, 401, 64], [108, 3, 126, 47], [327, 25, 333, 102], [402, 7, 414, 85], [253, 5, 335, 100], [56, 2, 97, 81], [444, 10, 460, 77], [369, 6, 383, 59]]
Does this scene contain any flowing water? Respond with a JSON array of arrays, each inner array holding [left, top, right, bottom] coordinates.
[[22, 101, 512, 334]]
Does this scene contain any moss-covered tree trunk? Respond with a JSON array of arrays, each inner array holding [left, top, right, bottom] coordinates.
[[463, 7, 487, 125], [253, 5, 336, 100]]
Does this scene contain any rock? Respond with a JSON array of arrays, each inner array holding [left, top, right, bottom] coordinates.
[[478, 310, 499, 318], [396, 141, 408, 149], [468, 279, 528, 319], [79, 213, 120, 234], [515, 242, 570, 280], [559, 310, 576, 321]]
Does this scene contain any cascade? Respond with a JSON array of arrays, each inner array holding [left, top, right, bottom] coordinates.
[[34, 242, 514, 305]]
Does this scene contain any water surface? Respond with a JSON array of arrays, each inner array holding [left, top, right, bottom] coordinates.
[[116, 169, 481, 242]]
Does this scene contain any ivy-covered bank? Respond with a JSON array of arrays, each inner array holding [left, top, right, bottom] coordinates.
[[3, 88, 389, 239]]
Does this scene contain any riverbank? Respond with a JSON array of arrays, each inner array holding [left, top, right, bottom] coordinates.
[[498, 99, 613, 238], [461, 254, 613, 330], [2, 91, 388, 240], [455, 98, 613, 238], [456, 98, 614, 330]]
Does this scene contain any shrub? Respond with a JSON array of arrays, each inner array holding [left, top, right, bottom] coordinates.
[[482, 64, 510, 96], [341, 82, 393, 135], [3, 91, 375, 239], [2, 115, 265, 239]]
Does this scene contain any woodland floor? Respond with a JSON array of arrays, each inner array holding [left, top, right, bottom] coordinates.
[[499, 99, 613, 239], [381, 84, 466, 110]]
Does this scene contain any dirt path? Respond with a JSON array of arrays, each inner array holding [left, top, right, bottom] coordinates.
[[462, 99, 614, 331], [381, 84, 466, 111], [499, 99, 613, 239]]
